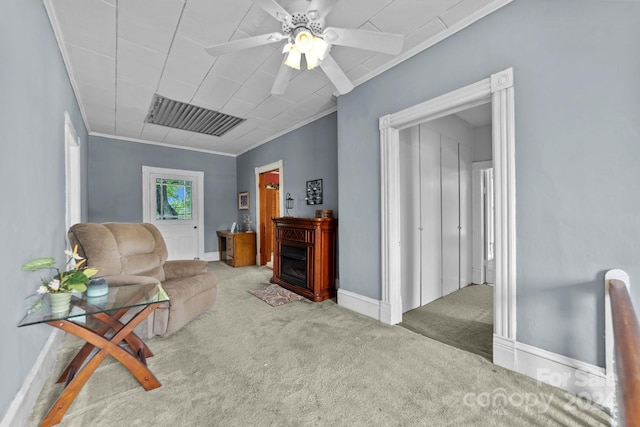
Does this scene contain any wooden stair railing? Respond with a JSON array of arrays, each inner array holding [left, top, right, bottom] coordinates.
[[608, 278, 640, 427]]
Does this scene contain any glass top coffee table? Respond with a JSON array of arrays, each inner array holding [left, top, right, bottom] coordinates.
[[18, 282, 169, 427]]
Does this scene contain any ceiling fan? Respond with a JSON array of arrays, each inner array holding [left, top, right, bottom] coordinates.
[[205, 0, 404, 95]]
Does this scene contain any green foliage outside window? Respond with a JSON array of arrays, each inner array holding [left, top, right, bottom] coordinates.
[[155, 178, 192, 220]]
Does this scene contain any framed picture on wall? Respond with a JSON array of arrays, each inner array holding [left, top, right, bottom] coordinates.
[[238, 191, 249, 210]]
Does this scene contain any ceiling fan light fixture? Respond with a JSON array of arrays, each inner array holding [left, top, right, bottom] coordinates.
[[294, 28, 314, 53], [284, 48, 302, 70], [305, 51, 320, 70], [312, 37, 329, 60]]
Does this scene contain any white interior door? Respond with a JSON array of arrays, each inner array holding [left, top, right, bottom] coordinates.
[[419, 125, 443, 306], [441, 135, 460, 296], [142, 166, 204, 260], [459, 142, 472, 288], [399, 127, 422, 312]]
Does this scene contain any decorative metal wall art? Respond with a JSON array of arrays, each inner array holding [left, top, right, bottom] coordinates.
[[305, 179, 323, 205]]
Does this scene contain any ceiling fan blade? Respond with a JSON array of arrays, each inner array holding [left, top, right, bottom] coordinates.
[[271, 60, 294, 95], [205, 32, 286, 56], [306, 0, 339, 20], [320, 53, 353, 95], [323, 27, 403, 55], [254, 0, 291, 22]]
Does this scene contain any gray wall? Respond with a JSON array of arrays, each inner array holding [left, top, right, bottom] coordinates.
[[88, 136, 237, 253], [472, 125, 492, 162], [0, 0, 88, 420], [337, 0, 640, 367], [236, 112, 338, 223]]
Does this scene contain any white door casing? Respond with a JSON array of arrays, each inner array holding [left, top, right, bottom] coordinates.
[[64, 112, 81, 232], [380, 68, 516, 369], [255, 160, 284, 265], [142, 166, 204, 260]]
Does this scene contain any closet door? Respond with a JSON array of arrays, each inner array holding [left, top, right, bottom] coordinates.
[[459, 143, 472, 288], [419, 125, 442, 306], [441, 135, 460, 296], [399, 127, 421, 312]]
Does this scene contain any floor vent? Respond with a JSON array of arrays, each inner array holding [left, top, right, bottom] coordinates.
[[145, 94, 245, 137]]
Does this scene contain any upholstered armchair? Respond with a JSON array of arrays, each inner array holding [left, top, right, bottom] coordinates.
[[68, 222, 216, 337]]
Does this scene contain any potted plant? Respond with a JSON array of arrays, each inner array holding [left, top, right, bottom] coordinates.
[[22, 245, 99, 313]]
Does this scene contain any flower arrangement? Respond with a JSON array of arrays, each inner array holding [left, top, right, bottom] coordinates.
[[22, 245, 99, 294]]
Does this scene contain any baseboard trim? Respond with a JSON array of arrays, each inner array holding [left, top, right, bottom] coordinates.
[[514, 341, 610, 409], [0, 329, 64, 427], [340, 290, 611, 408], [337, 289, 381, 321], [202, 251, 220, 262]]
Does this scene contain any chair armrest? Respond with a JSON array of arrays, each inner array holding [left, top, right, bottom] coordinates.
[[96, 275, 160, 287], [163, 260, 209, 280]]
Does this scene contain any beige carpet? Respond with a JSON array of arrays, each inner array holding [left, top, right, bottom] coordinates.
[[400, 284, 493, 361], [29, 263, 609, 426]]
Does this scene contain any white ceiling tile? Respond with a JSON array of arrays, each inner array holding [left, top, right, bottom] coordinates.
[[191, 75, 242, 111], [325, 0, 395, 30], [115, 119, 144, 138], [232, 71, 274, 105], [261, 49, 293, 78], [248, 96, 296, 120], [52, 0, 116, 58], [329, 45, 376, 74], [76, 81, 115, 125], [440, 0, 495, 28], [185, 132, 220, 147], [402, 18, 448, 52], [346, 64, 374, 84], [162, 35, 216, 87], [286, 94, 334, 121], [179, 0, 253, 45], [156, 78, 199, 102], [117, 38, 166, 90], [314, 84, 339, 100], [118, 0, 184, 55], [279, 69, 330, 103], [140, 123, 170, 142], [65, 44, 115, 89], [370, 0, 460, 36], [237, 3, 282, 37], [221, 98, 258, 118], [162, 128, 195, 145], [88, 119, 115, 134], [117, 79, 155, 105], [208, 44, 276, 84]]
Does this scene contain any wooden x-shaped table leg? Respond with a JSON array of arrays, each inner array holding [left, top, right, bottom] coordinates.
[[41, 302, 162, 427], [56, 305, 154, 385]]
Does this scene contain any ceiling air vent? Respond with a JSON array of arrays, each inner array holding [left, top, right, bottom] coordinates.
[[145, 94, 245, 137]]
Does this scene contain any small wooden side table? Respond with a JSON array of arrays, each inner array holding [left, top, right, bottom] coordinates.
[[18, 283, 169, 427], [217, 230, 256, 267]]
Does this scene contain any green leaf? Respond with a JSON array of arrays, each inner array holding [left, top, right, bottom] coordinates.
[[21, 257, 56, 271], [67, 283, 87, 292], [83, 268, 99, 278]]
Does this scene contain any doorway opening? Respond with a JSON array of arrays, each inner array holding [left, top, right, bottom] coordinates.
[[397, 103, 494, 360], [255, 161, 284, 267], [380, 68, 516, 369]]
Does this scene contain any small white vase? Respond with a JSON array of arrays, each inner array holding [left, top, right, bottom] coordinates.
[[49, 292, 72, 314]]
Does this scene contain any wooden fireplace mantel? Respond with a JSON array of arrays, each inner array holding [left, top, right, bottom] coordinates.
[[271, 217, 336, 302]]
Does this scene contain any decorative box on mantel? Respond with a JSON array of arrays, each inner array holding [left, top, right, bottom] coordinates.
[[271, 217, 336, 302]]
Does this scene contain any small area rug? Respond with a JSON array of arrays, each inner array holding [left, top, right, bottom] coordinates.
[[248, 283, 303, 306]]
